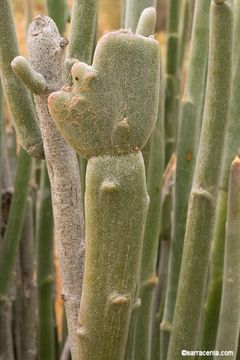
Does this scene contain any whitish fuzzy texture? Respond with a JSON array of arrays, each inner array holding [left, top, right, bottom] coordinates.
[[26, 15, 85, 360], [48, 29, 160, 360], [48, 30, 160, 159]]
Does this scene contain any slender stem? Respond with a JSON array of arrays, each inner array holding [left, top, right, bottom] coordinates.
[[37, 163, 55, 360], [202, 0, 240, 350], [167, 1, 233, 358], [136, 7, 156, 37], [125, 0, 156, 32], [134, 51, 165, 360], [214, 157, 240, 358], [161, 0, 210, 354], [164, 0, 181, 164], [0, 0, 44, 159], [20, 197, 36, 360], [0, 81, 3, 227], [153, 163, 174, 360], [47, 0, 67, 34], [0, 126, 14, 360], [177, 0, 190, 75], [0, 148, 32, 306], [68, 0, 98, 64]]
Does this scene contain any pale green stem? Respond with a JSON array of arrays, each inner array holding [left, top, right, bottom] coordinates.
[[214, 157, 240, 359], [0, 148, 32, 307], [167, 2, 233, 359], [0, 0, 44, 159]]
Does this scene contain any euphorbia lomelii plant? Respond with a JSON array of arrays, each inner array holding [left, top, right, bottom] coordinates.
[[48, 30, 160, 359]]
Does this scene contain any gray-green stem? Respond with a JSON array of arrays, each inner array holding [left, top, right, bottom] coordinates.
[[167, 1, 233, 358]]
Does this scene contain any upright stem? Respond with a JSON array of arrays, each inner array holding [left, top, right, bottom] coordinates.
[[26, 16, 85, 360], [202, 0, 240, 351], [0, 81, 3, 228], [68, 0, 98, 195], [20, 197, 36, 360], [167, 1, 233, 358], [0, 148, 32, 306], [37, 163, 55, 360], [47, 0, 67, 34], [0, 124, 14, 360], [161, 0, 210, 354], [214, 157, 240, 359], [164, 0, 181, 164], [134, 50, 165, 360], [0, 0, 44, 159], [125, 0, 156, 32], [68, 0, 98, 64]]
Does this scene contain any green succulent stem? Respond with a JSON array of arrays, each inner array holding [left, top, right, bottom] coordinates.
[[77, 153, 149, 360], [167, 1, 233, 359], [164, 0, 181, 164], [0, 148, 32, 307], [37, 163, 55, 360], [0, 0, 44, 159], [68, 0, 98, 195], [136, 7, 156, 37], [134, 52, 165, 360], [202, 0, 240, 351], [48, 29, 160, 360], [19, 197, 37, 360], [125, 0, 156, 32], [201, 190, 227, 354], [161, 1, 210, 355], [68, 0, 98, 64], [0, 81, 3, 227], [214, 157, 240, 359], [47, 0, 67, 34], [11, 56, 47, 95], [177, 0, 190, 74]]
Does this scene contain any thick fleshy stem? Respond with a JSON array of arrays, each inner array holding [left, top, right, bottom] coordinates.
[[214, 157, 240, 359], [36, 162, 55, 360], [167, 1, 233, 359], [17, 15, 85, 360], [67, 0, 98, 195], [0, 148, 32, 306], [0, 0, 44, 159], [48, 30, 160, 360], [161, 0, 210, 354]]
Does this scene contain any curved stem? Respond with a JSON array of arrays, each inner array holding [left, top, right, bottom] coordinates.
[[0, 0, 44, 159]]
